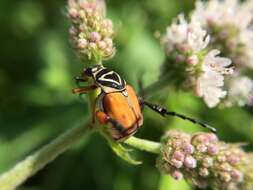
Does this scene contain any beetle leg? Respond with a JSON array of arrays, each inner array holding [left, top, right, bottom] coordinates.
[[72, 85, 97, 94], [142, 101, 217, 133], [75, 75, 88, 87]]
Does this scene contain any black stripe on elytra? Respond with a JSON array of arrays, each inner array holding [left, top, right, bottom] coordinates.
[[97, 80, 125, 90], [103, 72, 121, 84], [95, 68, 111, 81]]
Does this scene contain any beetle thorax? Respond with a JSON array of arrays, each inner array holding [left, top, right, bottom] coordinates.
[[93, 67, 126, 93]]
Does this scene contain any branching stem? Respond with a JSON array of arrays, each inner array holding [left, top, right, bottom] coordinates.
[[0, 122, 92, 190]]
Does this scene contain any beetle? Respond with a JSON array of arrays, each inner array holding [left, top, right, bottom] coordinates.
[[72, 65, 216, 141]]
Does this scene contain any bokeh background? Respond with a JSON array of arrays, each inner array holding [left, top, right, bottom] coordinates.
[[1, 0, 253, 189]]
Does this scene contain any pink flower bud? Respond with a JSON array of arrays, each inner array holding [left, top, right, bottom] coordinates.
[[171, 159, 183, 168], [231, 170, 244, 182], [196, 144, 207, 153], [219, 172, 232, 182], [172, 151, 185, 161], [102, 19, 113, 28], [90, 32, 101, 42], [187, 55, 198, 65], [69, 26, 77, 36], [207, 144, 218, 155], [184, 155, 197, 168], [193, 134, 210, 145], [207, 133, 218, 142], [171, 170, 183, 180], [105, 47, 113, 55], [217, 155, 227, 162], [220, 163, 232, 172], [98, 41, 107, 49], [183, 143, 195, 154], [172, 140, 183, 149], [89, 42, 97, 49], [202, 157, 213, 168], [199, 168, 209, 177], [104, 38, 113, 47], [227, 155, 240, 165], [175, 55, 185, 63], [69, 8, 78, 18], [78, 38, 88, 49]]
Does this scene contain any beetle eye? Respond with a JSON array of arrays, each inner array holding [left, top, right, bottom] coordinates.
[[84, 68, 92, 77]]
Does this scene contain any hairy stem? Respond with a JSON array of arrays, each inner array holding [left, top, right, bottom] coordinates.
[[124, 136, 161, 154], [0, 122, 92, 190]]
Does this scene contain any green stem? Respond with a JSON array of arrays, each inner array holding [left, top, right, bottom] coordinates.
[[0, 122, 92, 190], [124, 136, 161, 154]]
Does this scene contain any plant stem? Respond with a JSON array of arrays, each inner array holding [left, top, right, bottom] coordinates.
[[124, 136, 161, 154], [0, 122, 92, 190]]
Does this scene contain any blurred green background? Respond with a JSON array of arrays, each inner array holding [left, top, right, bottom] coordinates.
[[0, 0, 253, 190]]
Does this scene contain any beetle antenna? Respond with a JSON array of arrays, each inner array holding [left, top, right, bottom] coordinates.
[[143, 101, 217, 133]]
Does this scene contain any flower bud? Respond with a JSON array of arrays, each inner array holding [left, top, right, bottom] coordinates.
[[67, 0, 115, 63], [171, 170, 183, 180], [184, 155, 197, 168], [157, 130, 253, 190]]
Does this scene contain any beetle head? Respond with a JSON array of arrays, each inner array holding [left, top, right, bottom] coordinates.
[[83, 65, 104, 77]]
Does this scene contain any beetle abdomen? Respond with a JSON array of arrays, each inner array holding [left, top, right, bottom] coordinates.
[[103, 85, 143, 129]]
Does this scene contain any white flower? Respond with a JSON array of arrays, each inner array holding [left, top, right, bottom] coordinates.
[[163, 14, 188, 53], [187, 22, 210, 53], [196, 50, 233, 108], [202, 50, 232, 74], [163, 14, 210, 54], [192, 0, 252, 30], [228, 76, 253, 106]]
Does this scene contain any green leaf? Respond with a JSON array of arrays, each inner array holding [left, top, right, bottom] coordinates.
[[107, 137, 142, 165], [100, 128, 142, 165]]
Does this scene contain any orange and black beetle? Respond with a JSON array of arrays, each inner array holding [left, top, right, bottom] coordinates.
[[72, 65, 216, 141]]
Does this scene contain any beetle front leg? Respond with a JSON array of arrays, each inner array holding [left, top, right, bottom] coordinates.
[[75, 74, 89, 87]]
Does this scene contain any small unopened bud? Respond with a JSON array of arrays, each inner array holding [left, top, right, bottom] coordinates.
[[171, 170, 183, 180], [196, 144, 207, 153], [98, 41, 107, 49], [183, 143, 195, 154], [69, 8, 78, 19], [90, 32, 101, 42], [202, 157, 213, 168], [78, 38, 88, 49], [219, 172, 232, 182], [89, 42, 97, 49], [227, 155, 240, 165], [208, 144, 219, 155], [171, 159, 183, 168], [220, 163, 232, 172], [172, 151, 185, 161], [104, 38, 113, 47], [187, 55, 199, 65], [199, 167, 209, 177], [184, 155, 197, 168], [231, 170, 244, 182]]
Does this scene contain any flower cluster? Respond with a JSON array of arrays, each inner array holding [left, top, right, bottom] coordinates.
[[67, 0, 115, 63], [157, 130, 253, 190], [161, 15, 233, 108], [191, 0, 253, 107]]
